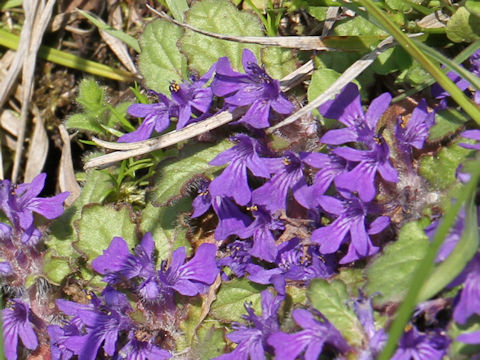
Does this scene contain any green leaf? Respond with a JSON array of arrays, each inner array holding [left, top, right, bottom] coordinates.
[[429, 108, 469, 142], [385, 0, 421, 12], [261, 47, 297, 80], [334, 267, 365, 298], [148, 140, 232, 206], [138, 19, 187, 94], [365, 220, 430, 307], [314, 52, 375, 92], [371, 46, 412, 75], [306, 6, 328, 21], [192, 324, 226, 359], [166, 0, 189, 21], [466, 0, 480, 18], [415, 40, 480, 92], [419, 141, 473, 190], [106, 101, 134, 130], [308, 279, 364, 347], [140, 197, 191, 261], [179, 299, 226, 360], [76, 78, 105, 114], [449, 317, 480, 359], [0, 0, 22, 10], [446, 6, 480, 43], [65, 78, 111, 134], [42, 256, 73, 285], [45, 170, 115, 284], [308, 68, 342, 101], [308, 68, 360, 119], [65, 113, 104, 134], [179, 0, 263, 75], [418, 197, 478, 301], [210, 278, 265, 322], [333, 15, 388, 36], [75, 204, 137, 262]]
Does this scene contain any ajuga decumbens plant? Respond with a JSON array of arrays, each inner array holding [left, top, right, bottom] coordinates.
[[2, 1, 480, 359]]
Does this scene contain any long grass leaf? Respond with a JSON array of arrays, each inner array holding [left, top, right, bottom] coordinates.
[[0, 28, 136, 82]]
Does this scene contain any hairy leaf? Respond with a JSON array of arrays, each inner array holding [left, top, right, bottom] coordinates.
[[75, 204, 137, 262], [420, 141, 473, 190], [210, 278, 265, 322], [45, 170, 115, 284], [446, 6, 480, 43], [179, 0, 263, 75], [365, 220, 430, 307], [148, 140, 232, 207], [308, 279, 364, 347], [138, 19, 187, 94]]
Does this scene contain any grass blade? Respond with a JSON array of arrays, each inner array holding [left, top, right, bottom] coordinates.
[[0, 28, 136, 82]]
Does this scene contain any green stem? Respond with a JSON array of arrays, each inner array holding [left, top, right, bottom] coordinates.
[[0, 28, 136, 82], [355, 0, 480, 124]]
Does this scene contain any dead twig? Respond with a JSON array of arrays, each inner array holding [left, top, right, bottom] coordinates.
[[146, 4, 333, 51]]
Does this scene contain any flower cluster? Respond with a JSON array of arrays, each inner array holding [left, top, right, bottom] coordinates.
[[0, 173, 69, 283], [48, 233, 219, 359], [118, 49, 294, 142]]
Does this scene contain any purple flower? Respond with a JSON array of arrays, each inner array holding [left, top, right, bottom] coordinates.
[[170, 64, 215, 129], [453, 253, 480, 324], [247, 238, 335, 295], [424, 210, 465, 262], [191, 180, 213, 218], [212, 196, 252, 241], [432, 49, 480, 105], [237, 206, 284, 262], [209, 135, 270, 206], [2, 300, 39, 360], [319, 83, 391, 148], [395, 99, 434, 153], [0, 261, 12, 276], [350, 292, 387, 360], [191, 182, 252, 241], [118, 92, 173, 143], [252, 152, 308, 212], [457, 329, 480, 345], [56, 289, 133, 360], [459, 129, 480, 151], [92, 233, 156, 283], [212, 49, 293, 128], [116, 331, 171, 360], [92, 233, 159, 300], [214, 290, 283, 360], [0, 173, 69, 233], [333, 140, 398, 202], [431, 71, 470, 106], [160, 243, 219, 296], [391, 326, 449, 360], [218, 240, 253, 278], [312, 194, 390, 264], [48, 322, 83, 360], [296, 152, 347, 209], [268, 308, 349, 360]]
